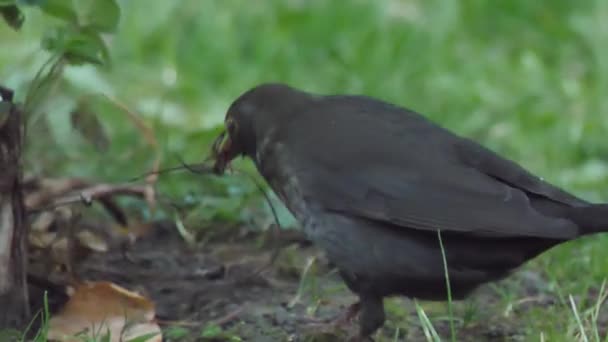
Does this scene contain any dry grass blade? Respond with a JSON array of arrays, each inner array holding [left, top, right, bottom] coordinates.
[[102, 95, 161, 184], [288, 256, 317, 308], [568, 294, 589, 342]]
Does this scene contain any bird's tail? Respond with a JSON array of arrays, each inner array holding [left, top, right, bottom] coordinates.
[[567, 204, 608, 235]]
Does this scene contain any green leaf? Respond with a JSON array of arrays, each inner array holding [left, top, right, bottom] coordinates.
[[200, 324, 223, 338], [64, 33, 107, 65], [41, 26, 65, 50], [81, 25, 111, 65], [99, 329, 112, 342], [199, 324, 241, 341], [0, 0, 16, 6], [38, 0, 78, 23], [0, 5, 24, 30], [16, 0, 43, 5], [164, 326, 189, 340], [42, 26, 111, 65], [78, 0, 120, 32]]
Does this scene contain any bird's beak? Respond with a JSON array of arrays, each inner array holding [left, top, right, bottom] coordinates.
[[211, 130, 236, 174]]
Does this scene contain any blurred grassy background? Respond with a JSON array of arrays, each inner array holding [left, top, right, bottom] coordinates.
[[2, 0, 608, 339]]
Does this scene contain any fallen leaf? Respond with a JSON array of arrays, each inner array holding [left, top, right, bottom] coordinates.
[[29, 231, 57, 249], [76, 229, 108, 252], [70, 100, 110, 152], [31, 211, 56, 232], [48, 281, 162, 342]]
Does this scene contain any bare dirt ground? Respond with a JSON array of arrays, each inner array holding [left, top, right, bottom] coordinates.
[[26, 220, 600, 342]]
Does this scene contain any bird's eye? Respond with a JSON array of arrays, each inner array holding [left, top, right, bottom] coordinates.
[[226, 118, 237, 135]]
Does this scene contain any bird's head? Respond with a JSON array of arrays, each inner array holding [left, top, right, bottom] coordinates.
[[212, 83, 311, 174]]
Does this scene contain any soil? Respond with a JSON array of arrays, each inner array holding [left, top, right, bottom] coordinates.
[[24, 220, 581, 342]]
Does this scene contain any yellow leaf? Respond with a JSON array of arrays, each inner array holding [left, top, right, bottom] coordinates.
[[48, 281, 161, 342]]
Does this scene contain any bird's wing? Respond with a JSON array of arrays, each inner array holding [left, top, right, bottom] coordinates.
[[453, 139, 588, 207], [301, 161, 578, 239], [283, 98, 580, 239], [297, 162, 578, 239]]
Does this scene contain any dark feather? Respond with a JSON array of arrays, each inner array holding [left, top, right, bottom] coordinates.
[[277, 95, 581, 239]]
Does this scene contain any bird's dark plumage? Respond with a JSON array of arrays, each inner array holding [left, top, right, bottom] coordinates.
[[212, 83, 608, 339]]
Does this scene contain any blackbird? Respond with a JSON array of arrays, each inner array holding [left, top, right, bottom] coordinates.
[[211, 83, 608, 340]]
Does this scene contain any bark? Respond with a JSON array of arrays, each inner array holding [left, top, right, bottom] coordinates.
[[0, 86, 29, 328]]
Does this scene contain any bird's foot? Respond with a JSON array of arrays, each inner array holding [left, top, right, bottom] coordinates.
[[332, 302, 361, 327], [300, 322, 354, 342], [299, 302, 360, 327], [346, 333, 374, 342], [298, 302, 361, 341]]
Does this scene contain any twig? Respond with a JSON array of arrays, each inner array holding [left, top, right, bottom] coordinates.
[[73, 93, 162, 209], [28, 183, 148, 214], [25, 178, 90, 209], [209, 306, 244, 326], [83, 263, 226, 281], [156, 319, 200, 327], [128, 157, 287, 281], [171, 156, 285, 279], [231, 168, 283, 281], [126, 161, 214, 183]]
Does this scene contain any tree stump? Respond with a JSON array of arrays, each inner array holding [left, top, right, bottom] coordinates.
[[0, 86, 29, 329]]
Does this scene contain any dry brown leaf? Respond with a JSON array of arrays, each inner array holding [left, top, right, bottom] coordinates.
[[121, 221, 155, 241], [107, 221, 167, 246], [31, 212, 56, 232], [49, 238, 70, 270], [25, 178, 89, 209], [48, 281, 162, 342], [30, 224, 108, 274], [70, 100, 110, 152], [29, 231, 57, 249], [75, 230, 109, 253]]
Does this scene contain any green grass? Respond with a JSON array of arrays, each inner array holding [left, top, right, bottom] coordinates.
[[2, 0, 608, 340], [437, 230, 456, 342]]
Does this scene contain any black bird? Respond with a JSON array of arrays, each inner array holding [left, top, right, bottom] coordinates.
[[212, 83, 608, 340]]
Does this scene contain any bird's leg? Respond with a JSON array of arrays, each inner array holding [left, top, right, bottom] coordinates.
[[334, 301, 361, 326], [298, 301, 361, 340], [356, 295, 385, 340]]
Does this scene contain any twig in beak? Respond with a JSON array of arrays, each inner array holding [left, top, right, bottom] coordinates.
[[211, 131, 226, 159], [126, 158, 213, 183]]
